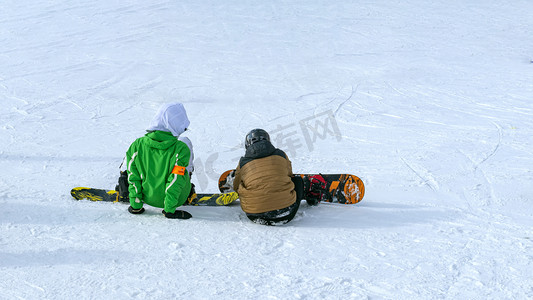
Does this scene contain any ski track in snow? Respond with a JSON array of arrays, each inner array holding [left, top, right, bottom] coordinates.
[[1, 0, 533, 299]]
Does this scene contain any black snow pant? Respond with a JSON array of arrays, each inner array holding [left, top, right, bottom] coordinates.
[[246, 176, 304, 226]]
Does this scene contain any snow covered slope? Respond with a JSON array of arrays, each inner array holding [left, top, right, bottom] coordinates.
[[1, 0, 532, 299]]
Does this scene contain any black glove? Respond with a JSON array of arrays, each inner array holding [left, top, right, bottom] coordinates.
[[162, 210, 192, 219], [128, 206, 145, 214]]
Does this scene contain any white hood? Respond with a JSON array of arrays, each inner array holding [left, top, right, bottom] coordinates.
[[146, 103, 190, 137]]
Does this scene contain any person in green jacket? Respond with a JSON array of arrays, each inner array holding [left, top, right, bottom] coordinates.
[[125, 102, 194, 219]]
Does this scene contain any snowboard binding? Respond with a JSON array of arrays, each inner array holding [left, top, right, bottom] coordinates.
[[115, 171, 129, 202], [219, 169, 236, 193], [305, 174, 328, 206]]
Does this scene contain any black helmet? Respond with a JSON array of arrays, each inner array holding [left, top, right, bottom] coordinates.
[[245, 128, 270, 149]]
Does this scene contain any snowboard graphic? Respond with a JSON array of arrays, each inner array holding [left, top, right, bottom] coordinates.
[[218, 169, 365, 204], [71, 187, 238, 206]]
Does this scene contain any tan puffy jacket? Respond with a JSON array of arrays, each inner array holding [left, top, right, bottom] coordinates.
[[233, 141, 296, 214]]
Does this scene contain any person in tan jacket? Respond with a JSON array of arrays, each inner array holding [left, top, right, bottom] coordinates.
[[233, 129, 304, 225]]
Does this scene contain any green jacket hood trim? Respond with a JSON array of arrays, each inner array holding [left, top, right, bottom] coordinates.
[[145, 131, 177, 150]]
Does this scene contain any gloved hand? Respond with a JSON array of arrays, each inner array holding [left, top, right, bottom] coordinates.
[[162, 210, 192, 219], [128, 206, 145, 214]]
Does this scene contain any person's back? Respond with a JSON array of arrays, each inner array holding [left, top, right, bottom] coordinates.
[[126, 103, 194, 219], [127, 131, 191, 210], [234, 139, 295, 213], [233, 129, 303, 225]]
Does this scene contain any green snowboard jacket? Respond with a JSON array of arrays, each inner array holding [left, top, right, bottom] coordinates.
[[126, 130, 191, 213]]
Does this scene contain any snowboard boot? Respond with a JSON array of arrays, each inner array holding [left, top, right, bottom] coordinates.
[[305, 174, 327, 206]]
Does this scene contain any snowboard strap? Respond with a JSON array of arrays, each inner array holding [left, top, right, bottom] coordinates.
[[307, 174, 328, 203]]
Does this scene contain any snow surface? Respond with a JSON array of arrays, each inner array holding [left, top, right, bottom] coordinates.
[[1, 0, 533, 299]]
